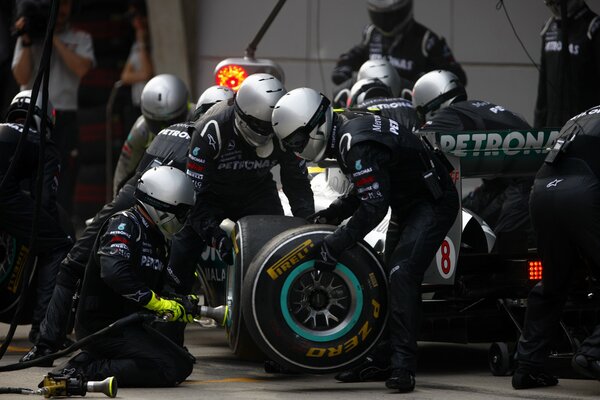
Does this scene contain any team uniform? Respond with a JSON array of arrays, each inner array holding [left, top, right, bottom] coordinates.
[[71, 206, 192, 387], [186, 101, 314, 243], [535, 5, 600, 128], [516, 105, 600, 370], [320, 111, 459, 375], [332, 21, 466, 87]]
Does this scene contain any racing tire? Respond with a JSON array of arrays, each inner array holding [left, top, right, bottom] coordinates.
[[0, 232, 34, 324], [242, 224, 388, 374], [488, 342, 514, 376], [226, 215, 307, 361]]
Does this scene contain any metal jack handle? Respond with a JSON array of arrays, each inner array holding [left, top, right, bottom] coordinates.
[[245, 0, 287, 59]]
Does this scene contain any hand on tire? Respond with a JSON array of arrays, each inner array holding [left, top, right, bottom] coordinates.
[[212, 230, 234, 264], [314, 240, 338, 273], [306, 208, 343, 225]]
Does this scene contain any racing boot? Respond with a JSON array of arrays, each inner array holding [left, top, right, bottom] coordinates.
[[572, 353, 600, 380], [49, 351, 93, 380], [334, 356, 391, 382], [19, 344, 56, 367], [385, 368, 415, 393], [511, 365, 558, 389]]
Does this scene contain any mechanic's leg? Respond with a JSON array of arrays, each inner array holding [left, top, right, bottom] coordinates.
[[76, 324, 194, 387], [30, 245, 70, 344], [387, 193, 458, 376], [568, 180, 600, 366]]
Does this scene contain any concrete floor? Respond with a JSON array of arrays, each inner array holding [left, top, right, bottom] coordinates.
[[2, 322, 600, 399]]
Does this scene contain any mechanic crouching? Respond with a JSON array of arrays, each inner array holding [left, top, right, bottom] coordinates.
[[512, 105, 600, 389], [0, 91, 73, 343], [51, 166, 196, 387], [272, 88, 459, 392]]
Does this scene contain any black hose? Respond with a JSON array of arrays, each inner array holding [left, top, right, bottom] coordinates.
[[0, 387, 35, 394], [0, 312, 156, 372], [0, 0, 59, 361]]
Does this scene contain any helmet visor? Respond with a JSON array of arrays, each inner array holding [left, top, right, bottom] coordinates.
[[234, 101, 273, 137], [281, 96, 330, 153]]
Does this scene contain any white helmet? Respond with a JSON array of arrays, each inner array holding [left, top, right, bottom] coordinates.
[[195, 85, 235, 116], [141, 74, 190, 134], [5, 90, 55, 138], [234, 73, 286, 155], [134, 166, 195, 239], [348, 78, 393, 108], [367, 0, 413, 36], [412, 70, 466, 123], [272, 88, 333, 162], [357, 59, 402, 97]]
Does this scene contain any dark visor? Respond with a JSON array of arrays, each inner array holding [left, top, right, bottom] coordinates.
[[134, 187, 191, 223], [281, 95, 330, 152], [234, 101, 273, 136]]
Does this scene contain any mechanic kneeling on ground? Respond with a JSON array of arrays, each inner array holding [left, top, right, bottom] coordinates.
[[512, 105, 600, 389], [51, 166, 196, 387], [272, 87, 459, 393], [20, 75, 200, 364]]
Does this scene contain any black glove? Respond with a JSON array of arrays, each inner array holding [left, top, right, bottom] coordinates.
[[331, 66, 353, 85], [313, 239, 339, 273], [212, 230, 234, 265], [306, 208, 344, 225]]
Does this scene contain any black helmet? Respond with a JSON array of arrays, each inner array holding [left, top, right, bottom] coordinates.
[[367, 0, 413, 36]]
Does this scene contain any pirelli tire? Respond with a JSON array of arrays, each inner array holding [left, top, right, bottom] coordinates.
[[226, 215, 307, 361], [242, 224, 388, 374], [0, 232, 33, 323]]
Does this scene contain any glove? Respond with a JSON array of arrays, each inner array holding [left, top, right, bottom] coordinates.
[[313, 239, 339, 273], [331, 66, 352, 85], [211, 230, 234, 265], [306, 208, 344, 225], [166, 293, 200, 323], [144, 291, 194, 323]]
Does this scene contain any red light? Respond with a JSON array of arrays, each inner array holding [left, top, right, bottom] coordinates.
[[528, 260, 543, 281], [215, 64, 248, 92]]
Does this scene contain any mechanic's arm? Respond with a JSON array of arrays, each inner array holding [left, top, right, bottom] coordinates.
[[331, 26, 370, 85], [12, 34, 34, 86], [186, 120, 222, 242], [113, 117, 151, 196], [424, 32, 467, 86], [323, 144, 391, 256], [279, 151, 315, 218]]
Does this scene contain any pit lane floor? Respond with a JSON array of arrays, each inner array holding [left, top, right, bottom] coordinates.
[[2, 323, 599, 399]]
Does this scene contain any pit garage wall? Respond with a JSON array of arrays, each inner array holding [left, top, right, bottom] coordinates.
[[182, 0, 600, 127]]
